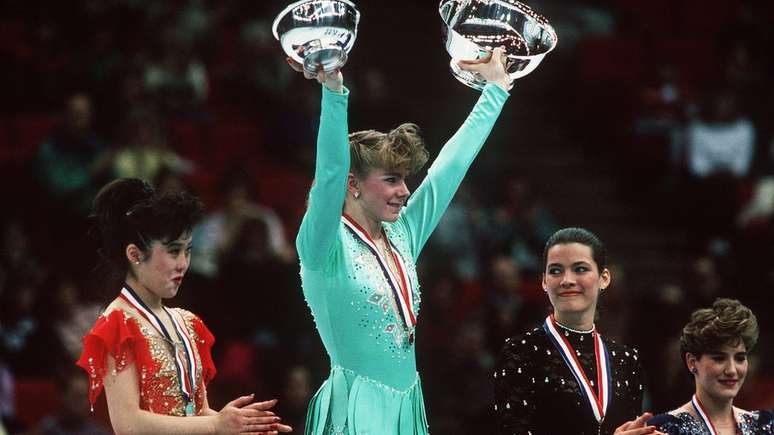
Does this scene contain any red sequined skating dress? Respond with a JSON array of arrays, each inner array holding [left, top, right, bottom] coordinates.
[[77, 303, 217, 416]]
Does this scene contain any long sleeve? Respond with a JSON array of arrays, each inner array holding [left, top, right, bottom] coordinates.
[[620, 346, 645, 419], [296, 86, 351, 270], [494, 337, 537, 434], [400, 83, 509, 260]]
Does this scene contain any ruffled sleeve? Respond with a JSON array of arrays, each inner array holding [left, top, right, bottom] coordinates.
[[76, 309, 149, 406], [191, 315, 217, 385]]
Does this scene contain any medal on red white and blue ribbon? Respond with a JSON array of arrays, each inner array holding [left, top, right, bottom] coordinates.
[[543, 315, 612, 423], [120, 284, 197, 415], [691, 394, 739, 435], [342, 214, 416, 341]]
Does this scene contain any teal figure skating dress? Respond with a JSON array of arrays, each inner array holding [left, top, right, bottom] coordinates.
[[297, 83, 509, 434]]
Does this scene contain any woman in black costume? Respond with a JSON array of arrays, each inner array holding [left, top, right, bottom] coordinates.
[[494, 227, 656, 435]]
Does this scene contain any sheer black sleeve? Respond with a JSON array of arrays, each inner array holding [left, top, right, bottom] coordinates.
[[494, 334, 538, 434], [610, 343, 645, 419]]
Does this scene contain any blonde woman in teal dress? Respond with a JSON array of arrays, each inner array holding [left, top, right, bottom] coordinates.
[[287, 48, 511, 434]]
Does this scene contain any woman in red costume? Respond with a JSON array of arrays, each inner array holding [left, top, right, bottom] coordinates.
[[77, 178, 292, 435]]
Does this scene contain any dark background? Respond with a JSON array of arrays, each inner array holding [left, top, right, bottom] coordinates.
[[1, 0, 773, 433]]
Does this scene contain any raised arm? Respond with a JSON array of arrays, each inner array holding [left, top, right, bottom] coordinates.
[[292, 61, 350, 270], [401, 48, 510, 258]]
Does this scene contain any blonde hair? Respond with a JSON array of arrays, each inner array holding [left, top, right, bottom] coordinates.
[[349, 123, 429, 177]]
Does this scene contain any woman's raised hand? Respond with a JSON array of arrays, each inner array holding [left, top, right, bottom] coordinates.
[[216, 395, 293, 435], [287, 57, 344, 93], [613, 412, 667, 435], [457, 46, 512, 91]]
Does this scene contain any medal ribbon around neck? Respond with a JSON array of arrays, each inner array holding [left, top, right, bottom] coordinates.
[[120, 285, 197, 411], [341, 214, 416, 330], [691, 394, 737, 435], [543, 315, 612, 422]]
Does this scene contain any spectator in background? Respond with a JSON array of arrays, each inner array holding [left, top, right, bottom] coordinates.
[[680, 89, 755, 244], [278, 365, 313, 434], [631, 282, 694, 412], [35, 93, 113, 215], [237, 19, 295, 104], [154, 167, 188, 194], [632, 63, 689, 183], [427, 184, 485, 281], [0, 218, 45, 289], [0, 358, 16, 433], [48, 275, 102, 362], [190, 170, 293, 280], [685, 90, 755, 180], [0, 275, 56, 377], [484, 254, 526, 350], [144, 29, 208, 115], [481, 176, 558, 275], [684, 255, 725, 307], [33, 368, 110, 435], [446, 321, 494, 433], [112, 107, 193, 183]]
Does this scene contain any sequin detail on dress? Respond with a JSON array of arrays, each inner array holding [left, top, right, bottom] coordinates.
[[650, 410, 774, 434], [494, 325, 644, 434], [77, 307, 216, 416]]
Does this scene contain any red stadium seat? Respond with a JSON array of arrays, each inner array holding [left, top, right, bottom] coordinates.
[[13, 377, 112, 430], [652, 38, 716, 83], [577, 36, 644, 83], [0, 118, 11, 164], [8, 115, 60, 163], [13, 378, 59, 427]]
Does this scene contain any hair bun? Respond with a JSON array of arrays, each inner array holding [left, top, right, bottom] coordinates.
[[92, 178, 154, 263], [93, 178, 154, 225]]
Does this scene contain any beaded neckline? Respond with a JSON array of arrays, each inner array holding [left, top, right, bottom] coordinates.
[[555, 320, 595, 334]]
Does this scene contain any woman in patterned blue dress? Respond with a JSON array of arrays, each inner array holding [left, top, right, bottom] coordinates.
[[648, 298, 773, 434]]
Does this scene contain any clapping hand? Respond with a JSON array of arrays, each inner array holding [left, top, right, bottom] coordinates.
[[216, 395, 293, 435], [613, 412, 667, 435]]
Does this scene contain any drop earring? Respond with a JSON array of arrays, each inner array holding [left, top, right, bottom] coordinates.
[[353, 191, 360, 199]]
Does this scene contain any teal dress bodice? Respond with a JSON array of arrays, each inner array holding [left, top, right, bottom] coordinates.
[[297, 84, 508, 435]]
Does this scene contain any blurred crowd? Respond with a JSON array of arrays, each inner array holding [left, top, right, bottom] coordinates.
[[0, 0, 773, 434]]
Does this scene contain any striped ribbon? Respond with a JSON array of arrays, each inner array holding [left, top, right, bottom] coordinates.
[[341, 214, 416, 331], [120, 284, 196, 414], [543, 315, 611, 422]]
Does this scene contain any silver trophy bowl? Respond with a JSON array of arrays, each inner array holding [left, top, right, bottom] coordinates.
[[439, 0, 558, 90], [273, 0, 360, 73]]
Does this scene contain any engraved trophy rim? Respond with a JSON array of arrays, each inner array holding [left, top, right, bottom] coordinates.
[[272, 0, 360, 73], [439, 0, 558, 90]]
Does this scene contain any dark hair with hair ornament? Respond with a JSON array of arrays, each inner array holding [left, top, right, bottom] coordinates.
[[91, 178, 203, 284]]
